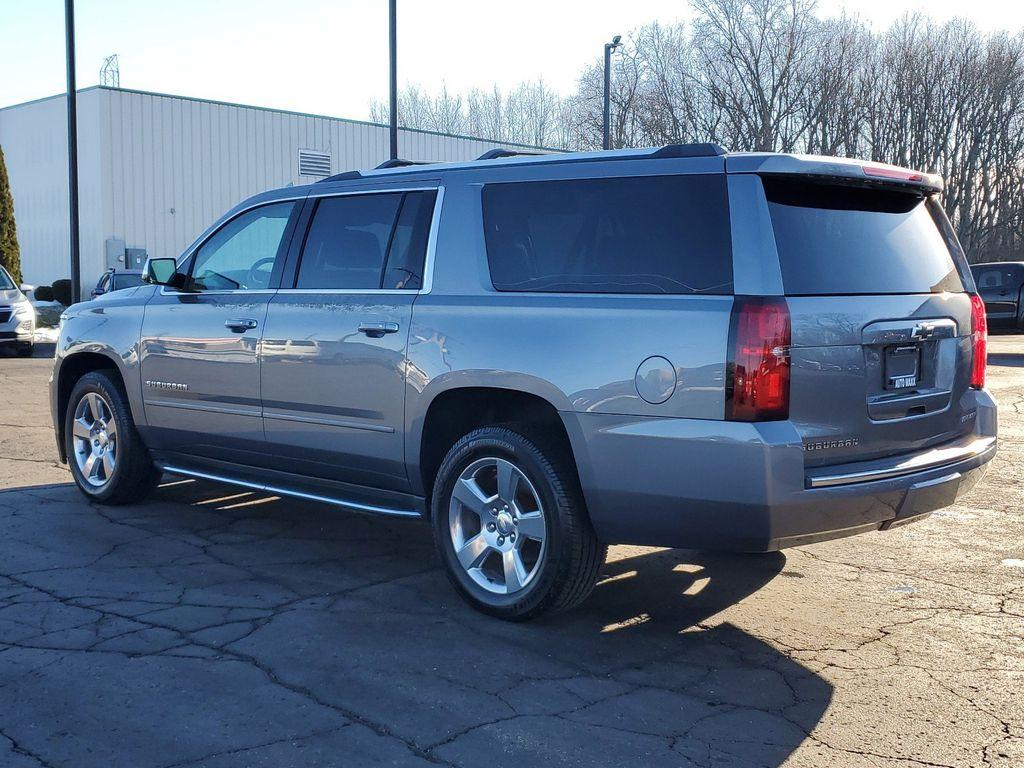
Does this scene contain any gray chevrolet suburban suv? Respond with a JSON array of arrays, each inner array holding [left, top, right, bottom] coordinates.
[[50, 144, 997, 619]]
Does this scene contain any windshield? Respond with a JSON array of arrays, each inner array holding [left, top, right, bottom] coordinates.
[[0, 267, 14, 291], [765, 178, 965, 296], [111, 273, 145, 291]]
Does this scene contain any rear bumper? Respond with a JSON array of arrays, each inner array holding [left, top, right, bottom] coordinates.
[[564, 389, 998, 551]]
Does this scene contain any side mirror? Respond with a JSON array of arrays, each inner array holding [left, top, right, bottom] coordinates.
[[143, 257, 183, 287]]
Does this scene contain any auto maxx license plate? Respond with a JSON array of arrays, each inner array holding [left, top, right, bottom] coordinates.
[[885, 344, 920, 390]]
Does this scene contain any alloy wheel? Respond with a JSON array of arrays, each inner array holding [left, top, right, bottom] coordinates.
[[448, 456, 548, 595], [71, 392, 118, 488]]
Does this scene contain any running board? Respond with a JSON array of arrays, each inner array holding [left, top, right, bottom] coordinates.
[[157, 464, 422, 518]]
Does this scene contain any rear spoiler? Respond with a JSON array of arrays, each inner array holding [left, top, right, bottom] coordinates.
[[726, 153, 943, 195]]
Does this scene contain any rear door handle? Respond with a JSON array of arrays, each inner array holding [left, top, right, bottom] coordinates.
[[358, 321, 400, 338], [224, 318, 258, 332]]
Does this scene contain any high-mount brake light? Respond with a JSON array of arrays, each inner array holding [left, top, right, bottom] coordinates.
[[862, 165, 925, 183], [725, 297, 791, 422], [969, 293, 987, 389]]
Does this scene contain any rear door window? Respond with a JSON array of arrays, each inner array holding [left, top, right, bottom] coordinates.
[[296, 194, 403, 290], [295, 191, 436, 291], [764, 178, 964, 296], [482, 175, 733, 294]]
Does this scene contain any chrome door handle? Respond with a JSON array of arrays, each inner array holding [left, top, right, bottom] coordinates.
[[358, 321, 400, 338], [224, 318, 258, 332]]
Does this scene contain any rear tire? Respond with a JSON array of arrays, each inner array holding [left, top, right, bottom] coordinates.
[[65, 371, 160, 505], [431, 425, 606, 621]]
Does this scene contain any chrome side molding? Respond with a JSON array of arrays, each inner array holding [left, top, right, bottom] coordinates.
[[157, 464, 422, 518]]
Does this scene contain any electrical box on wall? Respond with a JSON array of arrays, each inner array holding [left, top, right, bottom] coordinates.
[[104, 238, 126, 269], [124, 248, 148, 270]]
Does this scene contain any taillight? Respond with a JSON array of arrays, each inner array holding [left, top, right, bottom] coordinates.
[[862, 165, 925, 183], [726, 296, 791, 421], [970, 293, 987, 389]]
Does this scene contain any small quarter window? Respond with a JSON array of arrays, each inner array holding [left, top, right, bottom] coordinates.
[[383, 191, 437, 290]]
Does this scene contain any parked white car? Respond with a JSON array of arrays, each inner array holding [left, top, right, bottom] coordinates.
[[0, 265, 35, 357]]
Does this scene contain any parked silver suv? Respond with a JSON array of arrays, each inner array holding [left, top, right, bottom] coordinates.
[[50, 145, 997, 619], [0, 264, 35, 357]]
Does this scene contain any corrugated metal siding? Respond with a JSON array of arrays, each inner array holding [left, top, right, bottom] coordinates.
[[0, 92, 104, 288], [0, 86, 543, 291], [102, 88, 534, 264]]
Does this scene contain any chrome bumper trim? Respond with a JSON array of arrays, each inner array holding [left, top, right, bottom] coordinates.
[[807, 436, 996, 489]]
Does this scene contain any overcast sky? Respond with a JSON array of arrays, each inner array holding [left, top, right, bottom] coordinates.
[[3, 0, 1024, 119]]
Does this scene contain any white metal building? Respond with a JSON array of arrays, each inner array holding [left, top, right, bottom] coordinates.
[[0, 86, 542, 291]]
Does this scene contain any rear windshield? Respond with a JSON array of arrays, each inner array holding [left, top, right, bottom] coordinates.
[[482, 174, 733, 294], [764, 178, 964, 295]]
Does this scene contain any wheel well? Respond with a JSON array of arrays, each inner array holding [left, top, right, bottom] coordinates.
[[419, 387, 575, 500], [56, 353, 122, 458]]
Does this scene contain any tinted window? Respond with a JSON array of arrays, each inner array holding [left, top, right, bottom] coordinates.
[[191, 202, 294, 291], [766, 179, 964, 295], [296, 194, 402, 290], [0, 268, 13, 290], [382, 191, 437, 290], [972, 265, 1019, 289], [111, 273, 145, 291], [482, 175, 733, 294]]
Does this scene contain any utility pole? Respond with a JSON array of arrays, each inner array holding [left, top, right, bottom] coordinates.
[[65, 0, 81, 303], [389, 0, 398, 160], [603, 35, 622, 151]]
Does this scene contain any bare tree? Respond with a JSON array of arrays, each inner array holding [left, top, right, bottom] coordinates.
[[371, 0, 1024, 261]]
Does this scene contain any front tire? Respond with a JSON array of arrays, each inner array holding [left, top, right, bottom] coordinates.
[[65, 371, 160, 505], [15, 343, 33, 358], [431, 425, 606, 620]]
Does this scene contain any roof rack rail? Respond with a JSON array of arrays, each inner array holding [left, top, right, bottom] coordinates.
[[375, 158, 431, 169], [315, 143, 728, 184], [476, 148, 552, 161], [650, 143, 727, 158], [318, 170, 363, 183]]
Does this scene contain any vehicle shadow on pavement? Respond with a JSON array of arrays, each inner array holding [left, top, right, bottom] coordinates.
[[988, 350, 1024, 367], [0, 478, 832, 768]]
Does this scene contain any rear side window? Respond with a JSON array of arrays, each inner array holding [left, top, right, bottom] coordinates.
[[482, 175, 733, 294], [972, 265, 1019, 289], [295, 191, 436, 290], [765, 178, 965, 296]]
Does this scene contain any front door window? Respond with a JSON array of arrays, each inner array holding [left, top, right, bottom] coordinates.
[[190, 202, 294, 291]]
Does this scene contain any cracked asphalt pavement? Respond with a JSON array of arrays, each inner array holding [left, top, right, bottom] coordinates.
[[0, 338, 1021, 768]]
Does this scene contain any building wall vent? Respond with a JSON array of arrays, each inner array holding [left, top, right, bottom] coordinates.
[[298, 150, 332, 177]]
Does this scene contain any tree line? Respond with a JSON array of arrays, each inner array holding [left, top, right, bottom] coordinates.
[[372, 0, 1024, 263]]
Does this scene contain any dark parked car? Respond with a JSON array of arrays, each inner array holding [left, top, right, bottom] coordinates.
[[50, 145, 997, 619], [972, 262, 1024, 331], [91, 269, 145, 298]]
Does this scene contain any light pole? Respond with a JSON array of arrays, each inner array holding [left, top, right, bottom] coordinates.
[[389, 0, 398, 160], [603, 35, 622, 151], [65, 0, 81, 303]]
